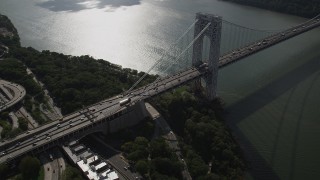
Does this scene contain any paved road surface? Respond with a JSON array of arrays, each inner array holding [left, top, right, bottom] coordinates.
[[9, 112, 19, 129], [18, 107, 39, 128], [41, 155, 53, 180], [0, 79, 26, 112], [40, 149, 66, 180], [0, 67, 206, 164]]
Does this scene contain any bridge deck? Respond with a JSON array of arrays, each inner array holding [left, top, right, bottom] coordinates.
[[0, 68, 206, 163], [0, 15, 320, 164], [219, 16, 320, 67]]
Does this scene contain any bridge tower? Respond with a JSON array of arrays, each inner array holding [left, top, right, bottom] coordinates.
[[192, 13, 222, 100]]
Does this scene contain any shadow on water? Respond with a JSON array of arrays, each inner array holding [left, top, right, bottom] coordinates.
[[225, 45, 320, 180], [36, 0, 141, 12], [288, 71, 320, 180]]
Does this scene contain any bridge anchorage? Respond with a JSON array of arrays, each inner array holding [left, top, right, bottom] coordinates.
[[192, 13, 222, 100]]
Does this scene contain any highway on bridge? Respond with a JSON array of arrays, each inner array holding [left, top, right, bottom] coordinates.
[[0, 15, 319, 164], [0, 67, 207, 164], [219, 16, 320, 67]]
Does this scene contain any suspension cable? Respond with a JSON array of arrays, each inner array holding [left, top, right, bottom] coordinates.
[[130, 22, 212, 98], [124, 19, 198, 95], [153, 22, 212, 82]]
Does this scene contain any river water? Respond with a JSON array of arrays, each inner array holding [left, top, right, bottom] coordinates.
[[1, 0, 320, 179]]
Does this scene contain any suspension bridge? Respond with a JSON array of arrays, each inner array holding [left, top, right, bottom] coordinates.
[[0, 12, 319, 164]]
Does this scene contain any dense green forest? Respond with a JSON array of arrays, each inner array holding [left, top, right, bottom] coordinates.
[[150, 86, 246, 179], [223, 0, 320, 18], [107, 118, 184, 179], [122, 136, 184, 179], [6, 47, 157, 114]]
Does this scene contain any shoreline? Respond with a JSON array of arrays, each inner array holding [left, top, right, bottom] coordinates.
[[222, 0, 320, 18]]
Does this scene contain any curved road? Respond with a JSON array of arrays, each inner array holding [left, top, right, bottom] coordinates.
[[0, 79, 26, 112]]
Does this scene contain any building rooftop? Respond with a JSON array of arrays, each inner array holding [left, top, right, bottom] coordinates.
[[77, 157, 119, 180], [63, 142, 119, 180], [96, 162, 107, 170]]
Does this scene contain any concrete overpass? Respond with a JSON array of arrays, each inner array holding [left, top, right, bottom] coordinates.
[[0, 79, 26, 112], [0, 67, 206, 164]]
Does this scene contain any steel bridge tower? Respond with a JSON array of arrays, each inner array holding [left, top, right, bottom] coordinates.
[[192, 13, 222, 100]]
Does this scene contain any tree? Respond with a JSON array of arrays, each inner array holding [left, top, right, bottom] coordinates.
[[198, 173, 220, 180], [0, 163, 9, 178], [61, 166, 84, 180], [18, 117, 28, 131], [19, 156, 41, 180], [121, 141, 135, 154], [127, 150, 147, 162], [135, 160, 149, 175], [134, 136, 149, 148], [150, 158, 183, 178], [0, 120, 11, 138], [0, 111, 9, 119], [149, 138, 172, 159], [7, 128, 22, 138], [185, 148, 208, 178]]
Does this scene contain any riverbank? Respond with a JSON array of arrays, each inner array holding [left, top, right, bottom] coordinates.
[[222, 0, 320, 18], [0, 13, 157, 115]]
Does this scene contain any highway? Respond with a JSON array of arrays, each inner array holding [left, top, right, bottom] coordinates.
[[0, 15, 319, 164], [0, 67, 207, 164], [219, 16, 320, 67], [0, 79, 26, 112]]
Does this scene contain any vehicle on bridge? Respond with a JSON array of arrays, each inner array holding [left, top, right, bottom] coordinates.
[[198, 62, 208, 68], [119, 98, 131, 106]]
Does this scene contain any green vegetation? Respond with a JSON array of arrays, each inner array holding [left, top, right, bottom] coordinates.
[[223, 0, 320, 18], [1, 13, 156, 116], [0, 119, 12, 138], [37, 166, 44, 180], [151, 86, 246, 179], [18, 117, 28, 131], [18, 156, 41, 180], [0, 59, 43, 97], [116, 86, 246, 179], [6, 47, 156, 114], [0, 163, 9, 178], [0, 59, 47, 127], [7, 128, 23, 138], [121, 137, 183, 179], [61, 165, 84, 180], [106, 118, 182, 179]]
